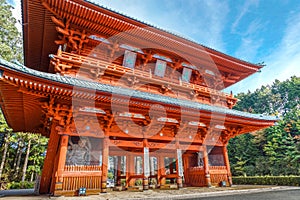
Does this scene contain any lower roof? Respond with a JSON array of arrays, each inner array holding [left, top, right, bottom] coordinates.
[[0, 58, 278, 125]]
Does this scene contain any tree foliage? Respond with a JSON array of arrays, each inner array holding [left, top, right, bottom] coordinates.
[[0, 0, 23, 62], [0, 1, 46, 184], [228, 76, 300, 176], [0, 123, 48, 183]]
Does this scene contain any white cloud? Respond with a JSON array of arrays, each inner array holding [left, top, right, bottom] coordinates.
[[243, 19, 264, 37], [227, 10, 300, 94], [234, 18, 265, 61], [260, 11, 300, 83], [94, 0, 229, 51], [231, 0, 259, 33], [234, 37, 263, 61]]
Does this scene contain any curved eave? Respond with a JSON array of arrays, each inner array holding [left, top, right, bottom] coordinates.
[[22, 0, 262, 88], [0, 59, 278, 133]]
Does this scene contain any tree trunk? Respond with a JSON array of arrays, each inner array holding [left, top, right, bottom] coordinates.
[[22, 139, 31, 182], [30, 171, 34, 182], [0, 132, 10, 180], [13, 139, 21, 170], [30, 159, 36, 182], [15, 141, 23, 179]]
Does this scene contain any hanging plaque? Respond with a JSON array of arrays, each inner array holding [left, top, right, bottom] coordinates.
[[177, 149, 183, 177], [123, 50, 137, 69], [182, 67, 192, 82], [154, 60, 166, 77], [144, 147, 150, 177]]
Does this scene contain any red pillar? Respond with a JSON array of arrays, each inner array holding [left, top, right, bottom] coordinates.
[[126, 154, 135, 187], [222, 145, 232, 186], [203, 145, 211, 187], [101, 137, 109, 193], [158, 155, 166, 186], [53, 134, 69, 195], [182, 155, 190, 185], [39, 120, 60, 194]]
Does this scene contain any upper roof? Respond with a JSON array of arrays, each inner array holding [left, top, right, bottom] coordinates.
[[22, 0, 263, 88]]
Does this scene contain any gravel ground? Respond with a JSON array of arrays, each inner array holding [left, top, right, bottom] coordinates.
[[1, 185, 297, 200]]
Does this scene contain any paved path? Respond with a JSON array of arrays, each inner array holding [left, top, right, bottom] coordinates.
[[191, 189, 300, 200], [125, 186, 300, 200], [0, 186, 299, 199]]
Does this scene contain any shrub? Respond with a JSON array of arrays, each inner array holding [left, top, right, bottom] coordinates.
[[233, 176, 300, 186], [6, 181, 34, 189], [135, 179, 142, 186], [121, 179, 126, 186], [150, 178, 157, 185]]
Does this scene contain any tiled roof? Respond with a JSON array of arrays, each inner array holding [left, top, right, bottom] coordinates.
[[0, 58, 278, 121], [84, 0, 262, 68]]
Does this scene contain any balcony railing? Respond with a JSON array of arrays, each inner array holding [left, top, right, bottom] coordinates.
[[51, 52, 237, 108]]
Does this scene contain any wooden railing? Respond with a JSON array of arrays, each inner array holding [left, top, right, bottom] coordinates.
[[186, 166, 206, 186], [62, 176, 102, 191], [189, 166, 204, 171], [62, 165, 102, 192], [185, 166, 228, 186], [209, 166, 228, 186], [64, 165, 102, 171], [209, 166, 227, 171], [51, 52, 237, 107], [210, 172, 228, 186]]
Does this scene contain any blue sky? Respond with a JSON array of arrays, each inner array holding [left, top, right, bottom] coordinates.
[[9, 0, 300, 94]]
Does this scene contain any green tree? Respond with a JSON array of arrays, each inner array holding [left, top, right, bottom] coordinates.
[[27, 135, 48, 181], [0, 0, 23, 62], [0, 109, 12, 180], [228, 133, 260, 176], [263, 124, 298, 175], [229, 76, 300, 176]]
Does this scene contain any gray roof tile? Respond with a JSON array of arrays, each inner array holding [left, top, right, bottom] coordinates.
[[0, 58, 278, 121]]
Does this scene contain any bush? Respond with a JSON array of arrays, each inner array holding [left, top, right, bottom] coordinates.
[[135, 179, 142, 186], [121, 179, 126, 186], [233, 176, 300, 186], [6, 181, 34, 189]]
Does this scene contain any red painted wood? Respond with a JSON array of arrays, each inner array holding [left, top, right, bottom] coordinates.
[[39, 121, 60, 194]]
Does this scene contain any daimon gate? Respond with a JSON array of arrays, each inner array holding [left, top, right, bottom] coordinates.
[[0, 0, 278, 196]]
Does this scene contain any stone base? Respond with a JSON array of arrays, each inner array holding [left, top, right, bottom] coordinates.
[[160, 184, 178, 190], [127, 186, 143, 192], [149, 185, 158, 189], [113, 186, 126, 191], [54, 189, 101, 196]]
